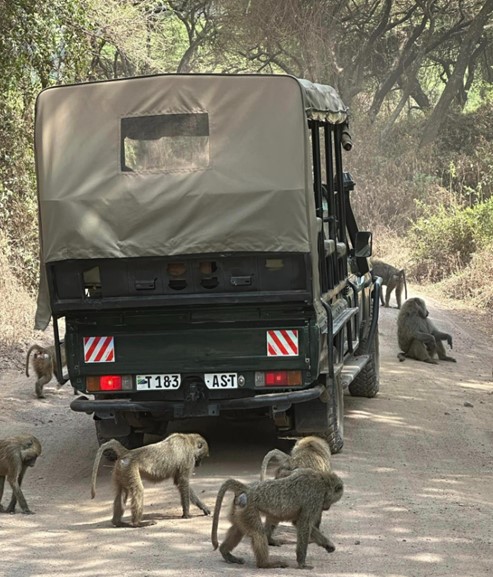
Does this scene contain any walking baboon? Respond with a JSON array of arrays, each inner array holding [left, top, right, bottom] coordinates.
[[260, 436, 332, 545], [397, 297, 456, 364], [25, 342, 67, 398], [91, 432, 210, 527], [0, 435, 42, 514], [371, 259, 407, 308], [211, 469, 344, 569]]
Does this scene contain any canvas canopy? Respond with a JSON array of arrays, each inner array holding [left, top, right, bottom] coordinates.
[[34, 74, 349, 329]]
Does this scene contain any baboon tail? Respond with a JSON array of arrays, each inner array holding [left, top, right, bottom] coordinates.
[[211, 478, 249, 550], [402, 270, 408, 300], [259, 449, 289, 481], [25, 345, 38, 377], [90, 439, 127, 499]]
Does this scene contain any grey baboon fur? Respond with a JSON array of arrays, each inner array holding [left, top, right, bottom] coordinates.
[[211, 468, 344, 569], [397, 297, 456, 364], [91, 432, 210, 527], [0, 435, 42, 514], [260, 436, 333, 546], [371, 259, 408, 308], [25, 342, 67, 398]]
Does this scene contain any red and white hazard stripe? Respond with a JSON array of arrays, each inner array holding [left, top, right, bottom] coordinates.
[[84, 336, 115, 363], [266, 330, 299, 357]]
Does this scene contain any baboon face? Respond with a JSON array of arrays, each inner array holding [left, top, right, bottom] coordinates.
[[406, 297, 428, 318], [194, 436, 209, 466]]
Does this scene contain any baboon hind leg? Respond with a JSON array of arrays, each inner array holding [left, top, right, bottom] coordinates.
[[219, 525, 246, 565], [129, 478, 154, 527], [5, 464, 28, 513], [246, 514, 288, 569], [436, 340, 456, 362], [384, 283, 395, 307], [35, 373, 52, 399]]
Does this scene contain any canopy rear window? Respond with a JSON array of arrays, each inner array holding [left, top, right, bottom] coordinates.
[[121, 112, 209, 172]]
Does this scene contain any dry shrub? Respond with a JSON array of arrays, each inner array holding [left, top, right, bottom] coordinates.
[[371, 225, 413, 269], [0, 234, 38, 369], [439, 244, 493, 309]]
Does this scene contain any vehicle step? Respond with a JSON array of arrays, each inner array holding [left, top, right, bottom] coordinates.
[[338, 355, 370, 389], [332, 306, 359, 335]]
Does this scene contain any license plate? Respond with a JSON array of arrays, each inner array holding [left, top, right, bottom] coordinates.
[[204, 373, 238, 389], [136, 374, 181, 390]]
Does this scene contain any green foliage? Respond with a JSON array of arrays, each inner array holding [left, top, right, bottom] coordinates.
[[408, 198, 493, 281]]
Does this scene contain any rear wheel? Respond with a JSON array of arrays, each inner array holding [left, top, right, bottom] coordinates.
[[349, 327, 380, 398], [95, 420, 144, 460], [290, 374, 344, 454], [320, 373, 344, 454]]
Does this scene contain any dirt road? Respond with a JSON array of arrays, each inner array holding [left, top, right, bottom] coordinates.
[[1, 292, 492, 577]]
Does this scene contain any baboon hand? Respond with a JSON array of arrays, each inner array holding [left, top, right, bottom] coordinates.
[[447, 335, 453, 349], [202, 505, 211, 516], [324, 542, 336, 553]]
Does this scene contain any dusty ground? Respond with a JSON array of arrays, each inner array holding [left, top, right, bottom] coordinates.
[[0, 289, 492, 577]]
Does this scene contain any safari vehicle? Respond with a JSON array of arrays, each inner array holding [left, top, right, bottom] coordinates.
[[34, 74, 381, 454]]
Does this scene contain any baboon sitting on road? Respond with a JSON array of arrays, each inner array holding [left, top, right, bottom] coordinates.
[[25, 342, 67, 398], [260, 436, 333, 546], [211, 469, 344, 569], [91, 432, 210, 527], [397, 297, 456, 364], [0, 435, 42, 514], [371, 259, 407, 309]]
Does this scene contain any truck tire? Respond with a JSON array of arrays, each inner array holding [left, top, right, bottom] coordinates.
[[95, 420, 144, 460], [322, 373, 344, 454], [349, 328, 380, 398], [290, 374, 344, 454]]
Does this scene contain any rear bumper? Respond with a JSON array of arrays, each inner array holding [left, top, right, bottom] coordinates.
[[70, 384, 324, 417]]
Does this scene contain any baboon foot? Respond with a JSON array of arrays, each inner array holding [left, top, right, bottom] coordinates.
[[202, 506, 211, 516], [424, 358, 439, 365], [20, 509, 34, 515], [324, 541, 336, 553], [268, 537, 283, 547], [397, 353, 406, 362], [181, 512, 192, 519], [113, 519, 156, 528], [220, 550, 245, 565], [441, 356, 456, 362], [297, 563, 314, 570]]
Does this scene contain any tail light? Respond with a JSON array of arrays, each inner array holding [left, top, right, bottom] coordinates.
[[86, 375, 132, 392], [256, 370, 302, 387]]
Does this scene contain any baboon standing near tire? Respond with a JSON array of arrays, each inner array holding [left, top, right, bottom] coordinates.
[[371, 259, 407, 308], [25, 342, 67, 398], [91, 432, 210, 527], [397, 297, 456, 364], [0, 435, 42, 514]]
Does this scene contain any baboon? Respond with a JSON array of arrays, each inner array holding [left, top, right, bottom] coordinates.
[[371, 259, 407, 308], [91, 432, 210, 527], [211, 468, 344, 569], [397, 297, 456, 364], [25, 342, 67, 398], [260, 436, 333, 546], [0, 435, 42, 514]]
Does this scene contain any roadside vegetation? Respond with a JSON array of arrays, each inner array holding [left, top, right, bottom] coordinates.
[[1, 0, 493, 359]]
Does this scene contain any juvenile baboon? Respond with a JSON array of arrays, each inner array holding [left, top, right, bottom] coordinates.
[[211, 469, 344, 569], [0, 435, 42, 514], [397, 297, 456, 364], [260, 436, 332, 545], [91, 432, 210, 527], [371, 259, 407, 308], [25, 342, 67, 398], [260, 436, 332, 481]]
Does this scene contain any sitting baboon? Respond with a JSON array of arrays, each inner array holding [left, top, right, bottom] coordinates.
[[91, 432, 210, 527], [211, 469, 344, 569], [25, 342, 67, 398], [260, 436, 333, 546], [371, 259, 407, 308], [397, 297, 456, 364], [0, 435, 42, 514]]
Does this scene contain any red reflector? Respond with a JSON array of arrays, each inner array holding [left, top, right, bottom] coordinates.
[[265, 371, 288, 386], [100, 375, 122, 391]]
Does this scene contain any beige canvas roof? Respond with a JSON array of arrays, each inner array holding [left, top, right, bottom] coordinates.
[[34, 74, 349, 329]]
